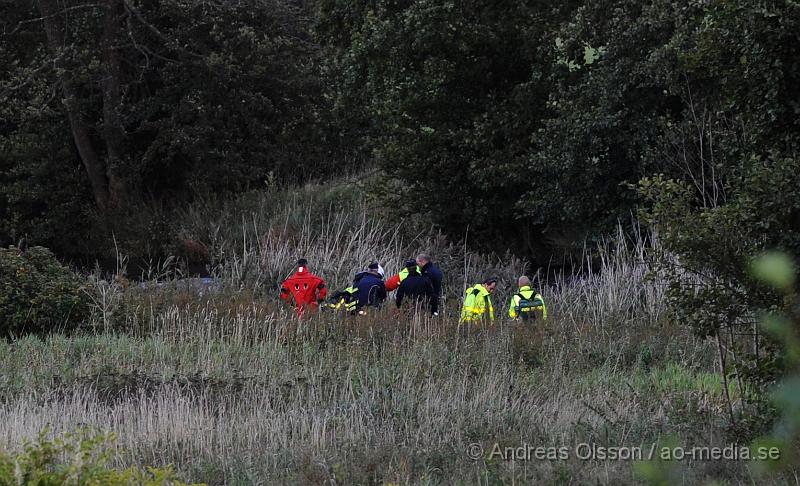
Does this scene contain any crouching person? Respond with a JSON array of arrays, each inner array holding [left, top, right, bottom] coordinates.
[[353, 261, 387, 314], [280, 258, 327, 318], [327, 262, 387, 315]]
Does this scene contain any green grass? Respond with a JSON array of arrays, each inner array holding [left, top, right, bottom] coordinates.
[[2, 185, 796, 484], [0, 320, 757, 484]]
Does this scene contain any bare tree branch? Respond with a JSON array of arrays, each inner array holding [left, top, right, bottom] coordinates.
[[3, 3, 102, 38], [121, 0, 204, 60]]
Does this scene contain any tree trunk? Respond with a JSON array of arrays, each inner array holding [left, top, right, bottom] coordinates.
[[37, 0, 110, 211], [101, 0, 128, 207], [37, 0, 129, 212], [716, 330, 737, 425]]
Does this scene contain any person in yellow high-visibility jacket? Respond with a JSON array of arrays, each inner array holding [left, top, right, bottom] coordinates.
[[460, 277, 498, 323], [508, 276, 547, 321]]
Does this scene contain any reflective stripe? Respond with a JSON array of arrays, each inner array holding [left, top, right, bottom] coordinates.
[[331, 287, 359, 312], [460, 284, 494, 323]]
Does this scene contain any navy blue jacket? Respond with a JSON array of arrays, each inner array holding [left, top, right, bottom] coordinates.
[[353, 272, 387, 309], [396, 272, 435, 312], [420, 262, 443, 313]]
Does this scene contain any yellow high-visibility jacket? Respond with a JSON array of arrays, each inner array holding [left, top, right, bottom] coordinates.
[[399, 265, 421, 281], [508, 285, 547, 320], [460, 284, 494, 323]]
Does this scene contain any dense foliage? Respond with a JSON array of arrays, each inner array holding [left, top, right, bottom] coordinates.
[[3, 0, 797, 264], [0, 429, 192, 485], [636, 0, 799, 437], [0, 0, 341, 260], [0, 246, 89, 337], [316, 0, 574, 257], [318, 0, 799, 261]]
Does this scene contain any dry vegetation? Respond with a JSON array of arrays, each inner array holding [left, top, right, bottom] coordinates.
[[0, 185, 789, 484]]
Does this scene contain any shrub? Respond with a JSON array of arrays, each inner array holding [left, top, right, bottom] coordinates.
[[0, 429, 194, 485], [0, 246, 89, 337]]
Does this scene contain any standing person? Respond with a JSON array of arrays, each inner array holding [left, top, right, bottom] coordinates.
[[460, 277, 498, 324], [508, 276, 547, 321], [353, 261, 387, 314], [395, 260, 435, 313], [416, 253, 443, 315], [280, 258, 327, 317]]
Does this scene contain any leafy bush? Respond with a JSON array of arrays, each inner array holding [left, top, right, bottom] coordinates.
[[639, 156, 800, 439], [0, 246, 89, 337], [0, 429, 194, 485], [750, 253, 800, 475]]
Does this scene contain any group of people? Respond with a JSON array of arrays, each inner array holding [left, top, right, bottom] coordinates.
[[279, 255, 547, 323]]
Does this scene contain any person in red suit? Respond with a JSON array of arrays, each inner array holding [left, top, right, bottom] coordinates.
[[280, 258, 327, 317]]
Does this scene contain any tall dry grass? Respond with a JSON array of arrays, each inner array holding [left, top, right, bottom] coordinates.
[[170, 183, 526, 299], [0, 320, 722, 484], [0, 184, 757, 484]]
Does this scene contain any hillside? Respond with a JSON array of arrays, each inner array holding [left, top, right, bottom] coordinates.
[[2, 183, 794, 484]]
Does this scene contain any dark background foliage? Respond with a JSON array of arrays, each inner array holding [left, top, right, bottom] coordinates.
[[3, 0, 796, 268], [0, 0, 346, 261]]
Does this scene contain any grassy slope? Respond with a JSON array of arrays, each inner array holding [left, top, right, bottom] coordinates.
[[0, 183, 792, 484], [1, 325, 727, 484]]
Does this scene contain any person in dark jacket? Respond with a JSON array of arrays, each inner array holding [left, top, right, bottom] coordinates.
[[395, 260, 435, 313], [353, 261, 387, 312], [326, 262, 386, 315], [416, 253, 443, 315]]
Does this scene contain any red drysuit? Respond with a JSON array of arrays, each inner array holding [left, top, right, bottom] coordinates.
[[280, 266, 327, 317], [385, 273, 401, 292]]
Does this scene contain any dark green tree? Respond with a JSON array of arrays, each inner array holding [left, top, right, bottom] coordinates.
[[316, 0, 581, 258], [640, 0, 800, 437], [522, 1, 699, 248], [0, 0, 336, 259]]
